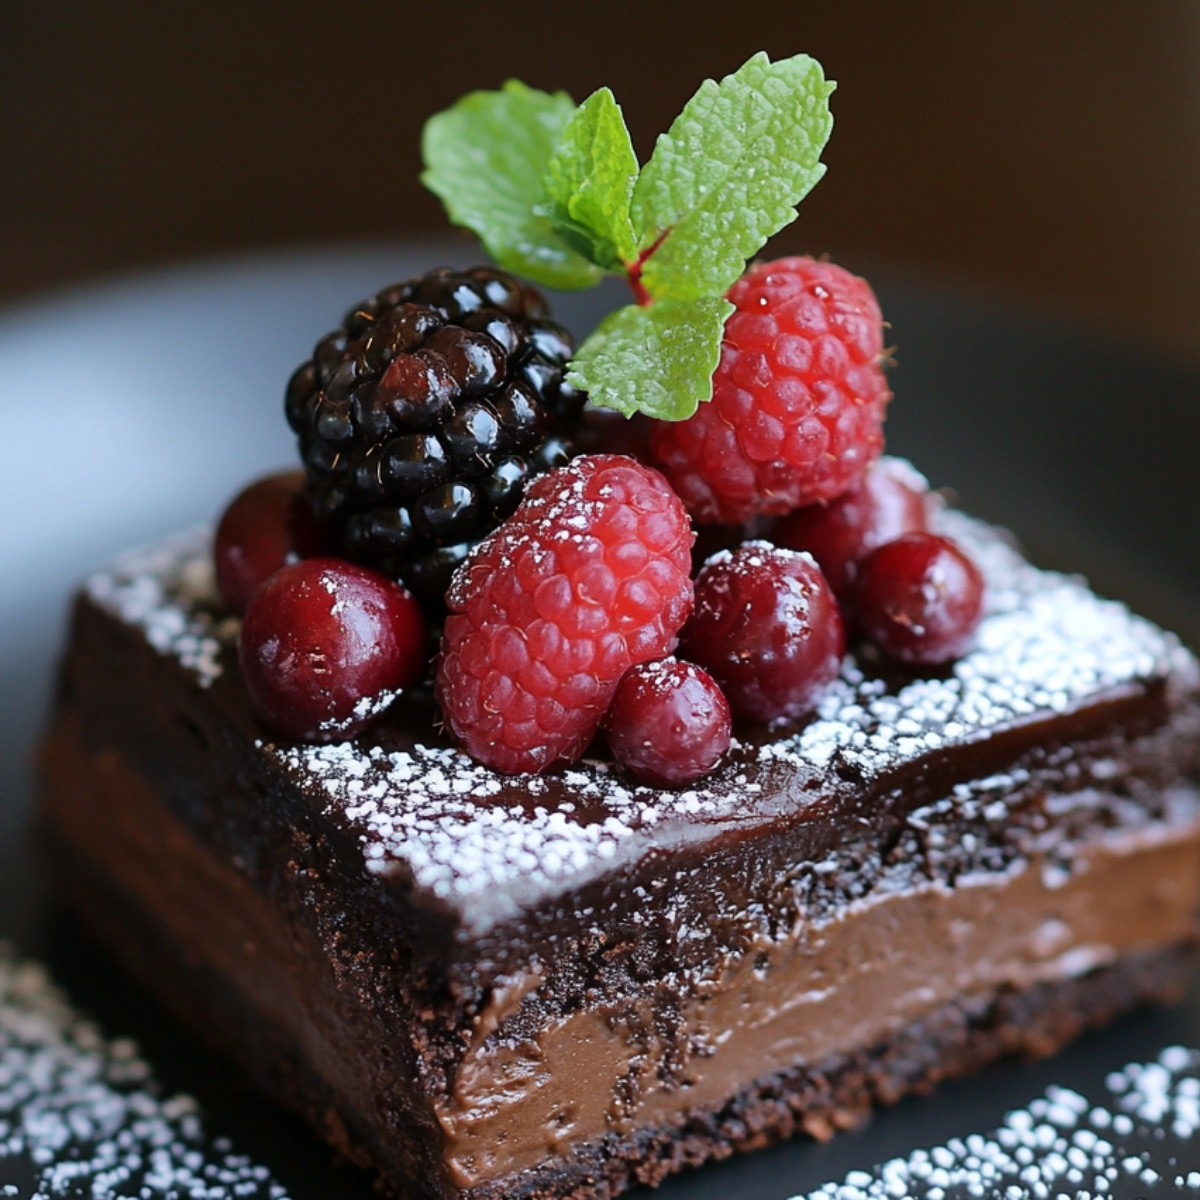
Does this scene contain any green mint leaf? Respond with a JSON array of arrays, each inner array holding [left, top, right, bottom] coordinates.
[[566, 296, 733, 420], [421, 80, 604, 290], [536, 87, 639, 271], [630, 52, 834, 300]]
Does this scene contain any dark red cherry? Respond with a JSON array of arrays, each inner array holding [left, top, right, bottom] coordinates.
[[238, 558, 426, 742], [856, 533, 985, 665], [605, 658, 732, 787], [772, 458, 930, 597], [680, 542, 844, 724], [214, 471, 336, 613]]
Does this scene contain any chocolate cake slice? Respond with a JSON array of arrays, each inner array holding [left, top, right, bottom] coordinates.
[[37, 510, 1200, 1200]]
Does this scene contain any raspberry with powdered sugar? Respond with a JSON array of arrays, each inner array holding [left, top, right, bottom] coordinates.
[[435, 454, 694, 775]]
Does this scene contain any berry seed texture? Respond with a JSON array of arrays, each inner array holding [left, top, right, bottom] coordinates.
[[286, 266, 582, 605]]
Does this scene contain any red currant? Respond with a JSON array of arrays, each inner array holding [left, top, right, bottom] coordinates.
[[680, 543, 844, 724], [605, 659, 731, 787], [214, 471, 335, 613], [856, 533, 985, 665], [772, 458, 930, 598], [239, 558, 426, 742]]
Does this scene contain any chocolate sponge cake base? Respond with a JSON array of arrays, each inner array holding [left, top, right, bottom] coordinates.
[[41, 802, 1197, 1200]]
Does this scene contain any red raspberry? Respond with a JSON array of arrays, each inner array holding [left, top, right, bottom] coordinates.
[[649, 256, 890, 524], [436, 455, 694, 775]]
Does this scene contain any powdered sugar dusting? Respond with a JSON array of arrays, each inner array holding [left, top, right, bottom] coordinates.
[[787, 512, 1192, 774], [798, 1045, 1200, 1199], [316, 687, 401, 737], [86, 529, 228, 688], [87, 512, 1195, 934], [0, 943, 287, 1199], [271, 740, 705, 924]]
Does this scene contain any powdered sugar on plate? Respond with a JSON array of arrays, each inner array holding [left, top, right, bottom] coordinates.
[[0, 943, 287, 1200], [798, 1045, 1200, 1200]]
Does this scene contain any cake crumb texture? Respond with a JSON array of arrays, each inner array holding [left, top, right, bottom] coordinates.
[[448, 946, 1194, 1198]]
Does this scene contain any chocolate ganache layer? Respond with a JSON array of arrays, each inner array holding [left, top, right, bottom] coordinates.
[[37, 509, 1200, 1200]]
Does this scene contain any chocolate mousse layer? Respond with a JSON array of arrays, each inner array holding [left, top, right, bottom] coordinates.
[[37, 516, 1200, 1200], [434, 819, 1200, 1188]]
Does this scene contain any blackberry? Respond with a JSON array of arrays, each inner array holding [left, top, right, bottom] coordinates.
[[286, 266, 584, 604]]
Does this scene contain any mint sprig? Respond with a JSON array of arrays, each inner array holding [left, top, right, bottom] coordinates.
[[631, 53, 834, 301], [569, 295, 734, 422], [421, 81, 603, 290], [421, 54, 834, 420], [537, 87, 639, 272]]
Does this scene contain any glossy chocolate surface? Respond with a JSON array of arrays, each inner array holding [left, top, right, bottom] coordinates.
[[76, 507, 1200, 950]]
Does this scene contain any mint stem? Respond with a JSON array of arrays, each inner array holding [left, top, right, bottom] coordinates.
[[624, 229, 671, 307]]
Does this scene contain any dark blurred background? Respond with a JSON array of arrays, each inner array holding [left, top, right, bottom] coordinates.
[[4, 0, 1200, 364]]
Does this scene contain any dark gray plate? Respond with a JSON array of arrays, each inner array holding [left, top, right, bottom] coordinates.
[[2, 243, 1199, 1198]]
